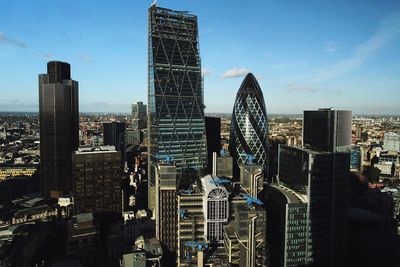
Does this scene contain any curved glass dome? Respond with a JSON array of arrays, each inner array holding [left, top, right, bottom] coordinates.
[[229, 73, 269, 178]]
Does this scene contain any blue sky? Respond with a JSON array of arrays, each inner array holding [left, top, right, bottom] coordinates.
[[0, 0, 399, 114]]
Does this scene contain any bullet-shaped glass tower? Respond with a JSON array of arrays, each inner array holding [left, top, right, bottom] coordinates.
[[229, 73, 269, 179]]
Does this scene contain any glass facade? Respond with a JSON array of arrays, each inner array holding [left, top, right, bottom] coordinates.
[[229, 73, 269, 179], [147, 5, 207, 188], [39, 61, 79, 198]]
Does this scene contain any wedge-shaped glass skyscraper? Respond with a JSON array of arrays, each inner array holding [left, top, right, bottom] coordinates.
[[148, 5, 207, 208], [229, 73, 269, 179]]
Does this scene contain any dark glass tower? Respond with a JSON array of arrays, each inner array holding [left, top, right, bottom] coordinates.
[[39, 61, 79, 198], [147, 5, 207, 208], [229, 73, 269, 180], [205, 116, 221, 174], [266, 109, 352, 267], [103, 122, 126, 151]]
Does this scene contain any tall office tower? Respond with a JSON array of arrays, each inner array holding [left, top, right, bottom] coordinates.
[[72, 146, 122, 214], [155, 163, 177, 259], [205, 117, 221, 174], [132, 101, 147, 130], [266, 184, 308, 267], [147, 5, 207, 206], [39, 61, 79, 198], [303, 108, 352, 152], [267, 108, 352, 267], [103, 122, 126, 151], [229, 73, 269, 180]]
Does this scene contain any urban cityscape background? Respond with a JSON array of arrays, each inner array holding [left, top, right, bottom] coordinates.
[[0, 1, 399, 267]]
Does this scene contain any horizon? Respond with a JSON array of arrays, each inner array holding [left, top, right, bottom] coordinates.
[[1, 1, 400, 114]]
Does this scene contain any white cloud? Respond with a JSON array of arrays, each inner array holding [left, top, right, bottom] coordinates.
[[202, 68, 212, 76], [323, 41, 340, 53], [221, 68, 250, 78], [0, 32, 26, 48], [77, 53, 93, 64], [307, 10, 400, 83]]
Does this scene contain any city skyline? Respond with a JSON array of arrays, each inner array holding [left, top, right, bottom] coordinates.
[[1, 0, 400, 115]]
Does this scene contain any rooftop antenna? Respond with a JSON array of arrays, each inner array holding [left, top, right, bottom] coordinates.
[[151, 0, 157, 6]]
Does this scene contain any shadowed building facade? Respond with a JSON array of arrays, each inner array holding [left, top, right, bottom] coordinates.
[[229, 73, 269, 180], [39, 61, 79, 198], [147, 5, 207, 210]]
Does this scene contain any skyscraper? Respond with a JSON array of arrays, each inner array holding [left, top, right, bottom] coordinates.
[[131, 101, 147, 130], [103, 122, 126, 151], [229, 73, 269, 180], [147, 5, 207, 208], [267, 108, 352, 267], [39, 61, 78, 198], [205, 116, 221, 174]]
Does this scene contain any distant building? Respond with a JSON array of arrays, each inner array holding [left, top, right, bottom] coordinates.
[[229, 73, 269, 180], [205, 117, 221, 174], [103, 122, 126, 152], [350, 145, 361, 170], [72, 146, 122, 214], [216, 155, 233, 179], [132, 101, 147, 130], [39, 61, 79, 198], [384, 132, 400, 152]]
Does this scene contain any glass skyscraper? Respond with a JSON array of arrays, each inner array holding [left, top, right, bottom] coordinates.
[[39, 61, 79, 198], [229, 73, 269, 179], [147, 5, 207, 208]]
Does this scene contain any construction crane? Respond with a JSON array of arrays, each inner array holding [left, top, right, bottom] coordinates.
[[184, 241, 208, 261], [156, 154, 173, 164], [181, 187, 193, 195], [241, 194, 263, 207], [179, 209, 187, 219], [210, 178, 232, 186], [239, 153, 256, 164]]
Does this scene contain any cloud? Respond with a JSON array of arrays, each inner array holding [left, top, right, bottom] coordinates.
[[42, 53, 53, 59], [202, 68, 212, 76], [323, 41, 340, 53], [307, 10, 400, 83], [0, 32, 27, 48], [285, 83, 342, 95], [221, 68, 250, 78], [77, 54, 93, 64]]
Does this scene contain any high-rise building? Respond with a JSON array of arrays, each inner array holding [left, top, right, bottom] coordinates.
[[39, 61, 79, 198], [384, 132, 400, 152], [303, 109, 352, 153], [72, 146, 122, 214], [132, 101, 147, 130], [229, 73, 269, 180], [266, 184, 308, 267], [147, 5, 207, 207], [103, 122, 126, 151], [267, 108, 351, 267], [205, 117, 221, 174], [155, 163, 177, 258]]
